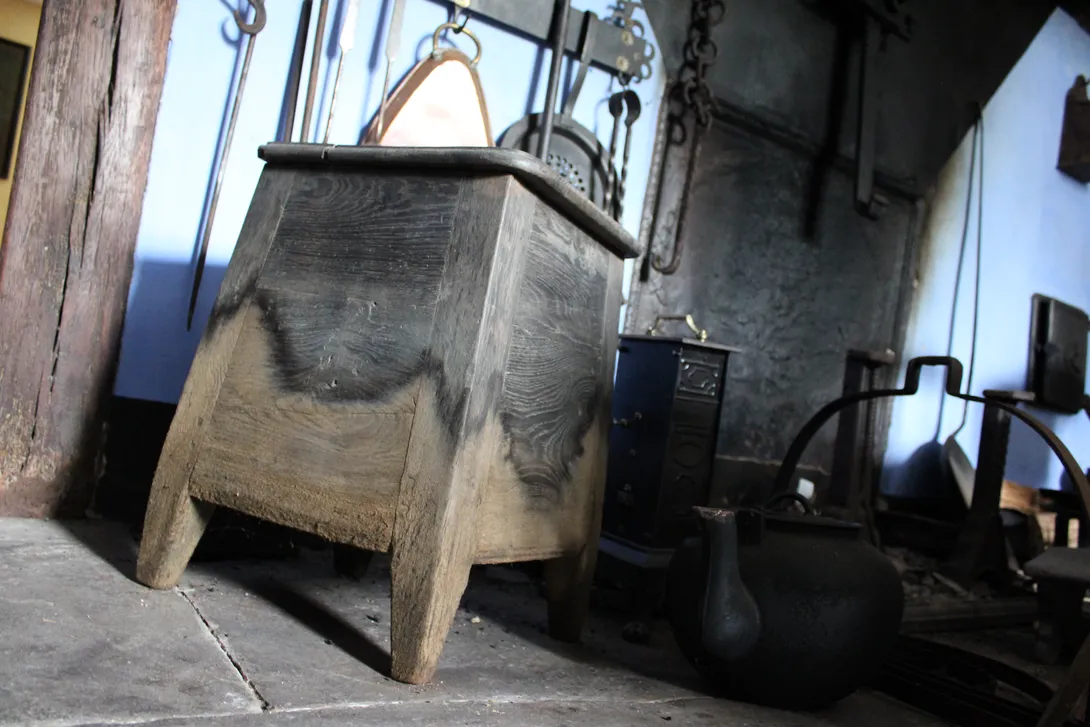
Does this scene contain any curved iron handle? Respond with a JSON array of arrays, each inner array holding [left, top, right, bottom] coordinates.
[[772, 356, 1090, 517], [234, 0, 267, 35], [623, 89, 642, 125]]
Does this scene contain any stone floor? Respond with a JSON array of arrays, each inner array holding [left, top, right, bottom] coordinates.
[[0, 517, 950, 726]]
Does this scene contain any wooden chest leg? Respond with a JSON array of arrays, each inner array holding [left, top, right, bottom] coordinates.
[[389, 176, 536, 684], [136, 489, 215, 589], [390, 494, 476, 684], [547, 254, 622, 642], [546, 545, 598, 642], [388, 385, 484, 684], [136, 169, 294, 589]]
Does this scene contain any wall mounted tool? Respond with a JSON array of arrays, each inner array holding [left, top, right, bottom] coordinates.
[[605, 93, 624, 212], [645, 0, 724, 277], [1058, 75, 1090, 183], [300, 0, 331, 142], [281, 0, 312, 142], [187, 0, 266, 330], [537, 0, 572, 159], [806, 0, 912, 220], [1027, 294, 1088, 414], [323, 0, 361, 143], [498, 11, 611, 206], [422, 0, 653, 80], [605, 90, 640, 219], [619, 90, 640, 219], [619, 93, 640, 219], [373, 0, 407, 141]]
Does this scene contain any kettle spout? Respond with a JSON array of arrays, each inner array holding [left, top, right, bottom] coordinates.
[[695, 507, 761, 662]]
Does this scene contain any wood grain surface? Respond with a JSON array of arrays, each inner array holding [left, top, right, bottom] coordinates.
[[187, 304, 410, 552], [137, 169, 295, 589], [140, 164, 623, 678], [546, 254, 623, 640], [190, 172, 459, 550], [256, 173, 455, 402], [0, 0, 177, 516], [476, 198, 612, 562], [390, 176, 535, 684]]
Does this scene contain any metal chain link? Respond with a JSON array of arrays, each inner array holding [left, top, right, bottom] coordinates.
[[667, 0, 725, 141], [648, 0, 725, 275]]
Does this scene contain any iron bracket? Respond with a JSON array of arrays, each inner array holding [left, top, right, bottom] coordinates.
[[807, 0, 913, 218], [425, 0, 654, 81]]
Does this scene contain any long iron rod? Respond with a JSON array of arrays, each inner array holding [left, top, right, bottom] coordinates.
[[537, 0, 570, 159], [301, 0, 331, 142], [323, 60, 346, 143], [187, 7, 264, 330], [616, 92, 641, 221], [604, 92, 623, 210], [282, 0, 312, 142], [323, 0, 360, 143], [854, 13, 880, 217], [374, 0, 407, 140]]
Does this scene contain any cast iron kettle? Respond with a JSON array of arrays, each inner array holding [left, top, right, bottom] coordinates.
[[666, 356, 1090, 710]]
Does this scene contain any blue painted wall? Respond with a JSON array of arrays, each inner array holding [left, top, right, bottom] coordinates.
[[882, 9, 1090, 496], [115, 0, 664, 403]]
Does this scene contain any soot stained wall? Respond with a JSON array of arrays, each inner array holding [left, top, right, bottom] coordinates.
[[629, 0, 1054, 497], [628, 117, 916, 489], [644, 0, 1054, 190]]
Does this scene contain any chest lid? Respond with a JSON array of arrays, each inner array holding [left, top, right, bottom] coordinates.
[[258, 143, 638, 260]]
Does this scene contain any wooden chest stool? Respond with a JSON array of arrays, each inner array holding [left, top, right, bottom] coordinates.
[[135, 144, 637, 685]]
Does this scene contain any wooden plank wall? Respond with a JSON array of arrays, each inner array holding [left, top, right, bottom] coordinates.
[[0, 0, 177, 516]]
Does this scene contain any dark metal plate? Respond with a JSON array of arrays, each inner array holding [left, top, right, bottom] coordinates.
[[498, 113, 613, 210]]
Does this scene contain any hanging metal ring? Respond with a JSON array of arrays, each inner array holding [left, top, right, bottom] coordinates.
[[432, 21, 482, 66]]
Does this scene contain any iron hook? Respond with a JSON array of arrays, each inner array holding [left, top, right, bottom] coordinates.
[[608, 91, 625, 119], [234, 0, 267, 35], [622, 89, 641, 124]]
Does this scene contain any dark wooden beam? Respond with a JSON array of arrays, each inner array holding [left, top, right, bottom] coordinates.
[[0, 0, 177, 516]]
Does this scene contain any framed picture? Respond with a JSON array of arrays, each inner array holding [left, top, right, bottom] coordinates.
[[0, 38, 31, 180]]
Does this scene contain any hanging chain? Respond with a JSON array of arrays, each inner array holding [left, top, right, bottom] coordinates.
[[668, 0, 725, 141], [649, 0, 724, 275]]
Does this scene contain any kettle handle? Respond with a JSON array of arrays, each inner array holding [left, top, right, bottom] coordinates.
[[772, 356, 1090, 515]]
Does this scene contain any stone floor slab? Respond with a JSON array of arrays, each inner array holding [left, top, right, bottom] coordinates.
[[78, 692, 945, 727], [178, 551, 707, 711], [0, 519, 261, 726], [178, 550, 944, 726], [0, 518, 945, 727]]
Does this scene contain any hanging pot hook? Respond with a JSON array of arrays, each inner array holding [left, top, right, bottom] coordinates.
[[431, 21, 482, 66], [234, 0, 267, 35]]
